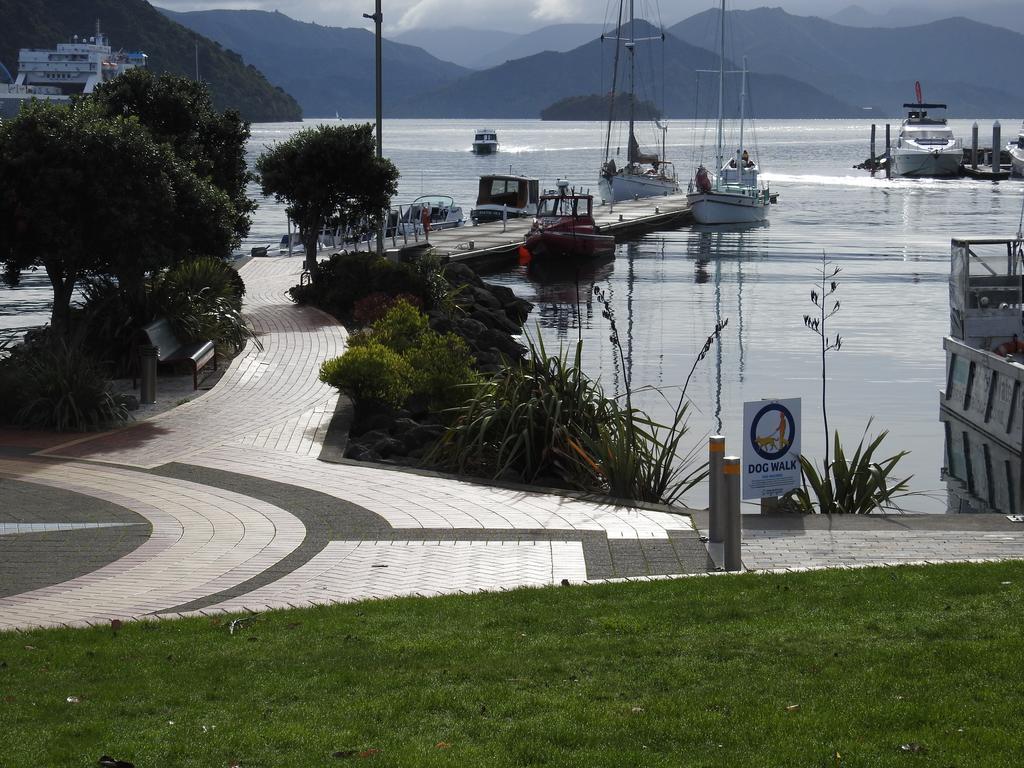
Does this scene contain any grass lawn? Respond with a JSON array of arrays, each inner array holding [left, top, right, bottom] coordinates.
[[2, 561, 1023, 767]]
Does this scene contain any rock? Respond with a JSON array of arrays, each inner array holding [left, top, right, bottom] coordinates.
[[454, 317, 487, 340], [407, 446, 429, 460], [405, 393, 430, 418], [372, 436, 406, 459], [471, 307, 521, 336], [477, 328, 527, 358], [353, 414, 394, 436], [389, 417, 419, 436], [354, 428, 390, 445], [504, 298, 534, 324], [427, 311, 454, 335], [467, 285, 503, 311], [486, 283, 517, 305], [443, 262, 483, 288]]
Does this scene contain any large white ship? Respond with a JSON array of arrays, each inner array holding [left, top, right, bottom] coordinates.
[[0, 23, 147, 118]]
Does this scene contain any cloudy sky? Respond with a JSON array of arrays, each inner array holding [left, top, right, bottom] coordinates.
[[153, 0, 973, 34]]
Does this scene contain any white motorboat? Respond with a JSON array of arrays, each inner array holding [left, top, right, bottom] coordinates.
[[890, 85, 962, 178], [597, 1, 679, 203], [393, 195, 465, 235], [472, 128, 499, 155], [470, 175, 540, 223], [686, 2, 772, 225], [1009, 121, 1024, 178], [0, 22, 147, 118]]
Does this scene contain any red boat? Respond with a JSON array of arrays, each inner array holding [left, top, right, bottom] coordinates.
[[522, 187, 615, 264]]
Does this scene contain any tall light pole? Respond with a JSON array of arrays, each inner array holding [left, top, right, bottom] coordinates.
[[364, 1, 384, 256]]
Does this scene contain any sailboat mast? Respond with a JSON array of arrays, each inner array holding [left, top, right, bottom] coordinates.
[[738, 56, 746, 184], [715, 0, 725, 181], [628, 0, 636, 161]]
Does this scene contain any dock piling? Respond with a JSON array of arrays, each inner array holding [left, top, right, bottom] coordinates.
[[869, 124, 876, 166], [972, 122, 979, 169], [992, 121, 1001, 171], [708, 436, 725, 544]]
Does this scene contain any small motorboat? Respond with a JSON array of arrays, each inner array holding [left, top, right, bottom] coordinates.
[[522, 182, 615, 264], [397, 195, 464, 234], [472, 128, 499, 154], [471, 174, 540, 223]]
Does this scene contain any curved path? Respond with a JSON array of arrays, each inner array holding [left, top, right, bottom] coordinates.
[[3, 256, 1022, 631], [0, 257, 701, 630]]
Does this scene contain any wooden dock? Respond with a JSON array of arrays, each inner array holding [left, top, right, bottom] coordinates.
[[390, 194, 693, 271]]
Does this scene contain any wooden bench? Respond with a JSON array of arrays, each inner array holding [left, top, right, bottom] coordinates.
[[140, 318, 217, 390]]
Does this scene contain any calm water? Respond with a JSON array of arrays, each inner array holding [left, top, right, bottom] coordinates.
[[6, 118, 1024, 511]]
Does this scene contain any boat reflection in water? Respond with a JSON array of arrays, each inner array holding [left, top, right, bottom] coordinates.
[[942, 412, 1023, 515], [526, 251, 617, 340]]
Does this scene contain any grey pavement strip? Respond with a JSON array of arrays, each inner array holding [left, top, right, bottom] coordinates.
[[0, 522, 136, 535], [151, 463, 713, 614]]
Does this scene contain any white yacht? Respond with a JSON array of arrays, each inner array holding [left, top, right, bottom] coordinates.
[[598, 0, 679, 203], [890, 88, 961, 178], [0, 23, 147, 118], [1009, 121, 1024, 178], [472, 128, 499, 155], [686, 2, 772, 225]]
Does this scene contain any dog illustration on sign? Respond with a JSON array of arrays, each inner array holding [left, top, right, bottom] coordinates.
[[755, 411, 791, 453]]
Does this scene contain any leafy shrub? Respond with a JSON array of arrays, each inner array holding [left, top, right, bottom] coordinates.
[[319, 343, 413, 407], [11, 334, 129, 432], [153, 259, 258, 355], [289, 252, 429, 321], [371, 298, 429, 353], [404, 331, 476, 410], [429, 336, 704, 504], [430, 338, 614, 483], [352, 291, 423, 327], [784, 425, 914, 514]]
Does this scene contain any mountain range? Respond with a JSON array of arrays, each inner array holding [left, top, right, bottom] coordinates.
[[670, 8, 1023, 116], [0, 0, 301, 122], [159, 9, 469, 118], [829, 3, 1024, 36]]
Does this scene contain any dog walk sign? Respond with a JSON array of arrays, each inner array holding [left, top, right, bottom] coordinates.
[[742, 398, 801, 500]]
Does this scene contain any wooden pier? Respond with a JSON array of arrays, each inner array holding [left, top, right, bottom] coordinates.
[[391, 194, 694, 271]]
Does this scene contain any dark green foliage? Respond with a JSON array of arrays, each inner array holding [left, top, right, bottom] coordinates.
[[431, 336, 704, 503], [3, 332, 129, 432], [785, 426, 914, 515], [352, 292, 422, 327], [153, 258, 256, 355], [90, 69, 255, 243], [257, 124, 399, 262], [320, 300, 476, 412], [288, 252, 429, 322], [431, 338, 611, 485], [0, 0, 301, 121], [0, 99, 237, 333], [404, 331, 475, 411], [319, 343, 413, 408]]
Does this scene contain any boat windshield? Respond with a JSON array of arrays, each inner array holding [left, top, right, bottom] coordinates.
[[537, 196, 591, 217]]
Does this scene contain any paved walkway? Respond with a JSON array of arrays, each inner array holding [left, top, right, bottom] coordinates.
[[1, 256, 1022, 631]]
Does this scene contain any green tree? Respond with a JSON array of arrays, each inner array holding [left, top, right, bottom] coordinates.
[[256, 123, 399, 269], [0, 99, 235, 333], [89, 68, 254, 244]]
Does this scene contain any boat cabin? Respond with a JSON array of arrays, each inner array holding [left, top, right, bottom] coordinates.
[[536, 193, 593, 220], [471, 175, 540, 223], [472, 128, 499, 154]]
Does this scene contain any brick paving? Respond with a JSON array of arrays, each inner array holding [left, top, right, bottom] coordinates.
[[2, 255, 1023, 631]]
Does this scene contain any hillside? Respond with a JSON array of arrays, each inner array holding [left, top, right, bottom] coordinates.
[[829, 3, 1024, 36], [670, 8, 1024, 115], [389, 26, 518, 69], [474, 23, 605, 69], [162, 8, 469, 117], [0, 0, 301, 122], [393, 22, 859, 119]]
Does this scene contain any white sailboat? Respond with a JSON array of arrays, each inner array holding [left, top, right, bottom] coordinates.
[[686, 0, 772, 226], [1009, 120, 1024, 178], [598, 0, 679, 203]]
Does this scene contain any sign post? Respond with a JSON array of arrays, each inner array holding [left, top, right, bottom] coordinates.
[[742, 398, 801, 501]]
